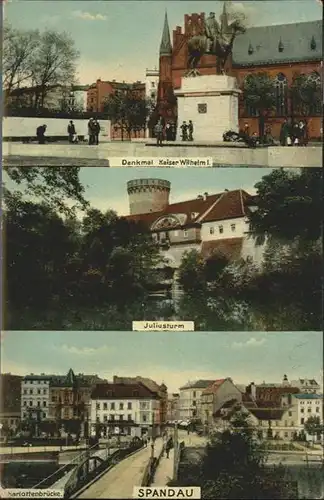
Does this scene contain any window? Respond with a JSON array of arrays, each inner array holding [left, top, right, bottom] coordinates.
[[231, 224, 236, 232], [128, 402, 132, 410], [284, 432, 288, 437], [128, 414, 132, 421], [43, 389, 47, 395], [110, 414, 115, 421], [274, 73, 288, 116], [151, 82, 155, 88], [288, 411, 292, 417], [96, 403, 100, 410], [119, 415, 124, 421], [219, 225, 224, 234], [119, 403, 124, 410], [52, 396, 57, 402], [103, 403, 107, 410], [37, 389, 41, 394], [43, 412, 46, 418], [24, 389, 27, 395], [193, 391, 196, 398], [104, 415, 108, 422], [308, 408, 311, 413], [43, 401, 46, 407], [290, 421, 294, 426], [29, 389, 33, 394], [37, 401, 41, 407], [301, 418, 304, 424], [316, 407, 320, 413], [183, 230, 188, 238], [23, 401, 27, 406], [209, 227, 214, 235], [96, 416, 100, 423], [111, 402, 115, 410], [142, 414, 147, 422]]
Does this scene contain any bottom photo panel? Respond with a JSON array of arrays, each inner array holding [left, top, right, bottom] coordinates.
[[0, 330, 323, 500]]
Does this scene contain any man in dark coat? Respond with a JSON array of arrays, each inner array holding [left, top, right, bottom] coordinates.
[[67, 120, 76, 143], [180, 121, 188, 141], [188, 120, 194, 141], [36, 124, 47, 144], [88, 118, 95, 145], [279, 118, 290, 146], [93, 119, 101, 145]]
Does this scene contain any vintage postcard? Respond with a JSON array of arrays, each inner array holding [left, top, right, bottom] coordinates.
[[2, 166, 322, 332], [2, 0, 322, 167], [0, 330, 323, 499]]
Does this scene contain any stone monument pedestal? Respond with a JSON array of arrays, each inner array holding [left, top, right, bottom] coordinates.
[[174, 75, 241, 142]]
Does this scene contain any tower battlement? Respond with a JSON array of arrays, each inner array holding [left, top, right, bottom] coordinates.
[[127, 179, 171, 215]]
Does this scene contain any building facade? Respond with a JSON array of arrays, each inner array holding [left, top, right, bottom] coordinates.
[[21, 374, 51, 423], [167, 393, 180, 422], [157, 6, 322, 138], [90, 383, 161, 437], [0, 374, 22, 436], [200, 378, 243, 427], [125, 178, 265, 302], [179, 380, 215, 420]]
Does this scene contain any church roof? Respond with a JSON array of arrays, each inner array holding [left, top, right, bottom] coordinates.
[[232, 20, 322, 66], [160, 11, 172, 56]]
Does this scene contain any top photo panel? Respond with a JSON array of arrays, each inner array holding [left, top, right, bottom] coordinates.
[[2, 0, 323, 168]]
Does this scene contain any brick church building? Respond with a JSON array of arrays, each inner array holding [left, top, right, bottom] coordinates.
[[157, 6, 322, 139]]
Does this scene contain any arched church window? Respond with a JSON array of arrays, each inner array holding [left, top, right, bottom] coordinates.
[[307, 71, 321, 115], [274, 73, 288, 116]]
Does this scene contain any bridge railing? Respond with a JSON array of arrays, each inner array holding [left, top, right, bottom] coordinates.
[[32, 442, 100, 490], [66, 439, 145, 498]]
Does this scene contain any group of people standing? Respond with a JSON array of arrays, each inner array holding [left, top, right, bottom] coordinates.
[[279, 119, 309, 147], [155, 119, 177, 146], [180, 120, 194, 141], [68, 118, 101, 145], [154, 118, 194, 145]]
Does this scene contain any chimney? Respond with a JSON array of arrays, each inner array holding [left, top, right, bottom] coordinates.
[[203, 192, 208, 201], [250, 382, 256, 400], [283, 374, 289, 386]]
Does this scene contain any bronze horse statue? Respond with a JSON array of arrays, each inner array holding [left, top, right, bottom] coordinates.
[[187, 17, 246, 75]]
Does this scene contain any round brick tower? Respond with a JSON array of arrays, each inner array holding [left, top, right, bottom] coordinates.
[[127, 178, 171, 215]]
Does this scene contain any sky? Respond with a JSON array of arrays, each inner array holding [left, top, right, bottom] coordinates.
[[4, 167, 285, 216], [1, 331, 322, 393], [4, 0, 322, 84]]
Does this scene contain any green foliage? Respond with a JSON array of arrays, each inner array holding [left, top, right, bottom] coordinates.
[[249, 168, 322, 243], [104, 91, 154, 139], [243, 72, 276, 115], [304, 416, 323, 441], [291, 72, 321, 116], [173, 410, 297, 499]]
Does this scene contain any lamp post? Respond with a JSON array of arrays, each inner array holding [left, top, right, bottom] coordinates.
[[173, 422, 179, 481]]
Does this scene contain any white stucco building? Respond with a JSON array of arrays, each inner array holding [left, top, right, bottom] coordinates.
[[179, 380, 215, 420], [21, 374, 51, 422], [90, 383, 161, 437]]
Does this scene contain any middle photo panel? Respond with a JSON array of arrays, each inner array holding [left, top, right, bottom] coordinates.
[[4, 167, 322, 332]]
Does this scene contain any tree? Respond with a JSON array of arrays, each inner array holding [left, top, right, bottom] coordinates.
[[304, 416, 323, 445], [170, 409, 297, 499], [291, 72, 321, 118], [3, 166, 88, 215], [242, 72, 276, 137], [249, 168, 322, 244], [3, 26, 79, 111], [104, 91, 153, 140], [178, 250, 206, 297], [29, 30, 79, 110], [3, 24, 39, 97]]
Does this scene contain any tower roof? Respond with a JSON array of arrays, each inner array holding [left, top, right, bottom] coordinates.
[[160, 11, 172, 56]]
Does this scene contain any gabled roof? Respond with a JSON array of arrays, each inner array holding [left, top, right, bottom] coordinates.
[[179, 379, 215, 390], [201, 238, 244, 261], [91, 382, 159, 400], [202, 379, 226, 395], [255, 386, 300, 406], [248, 407, 287, 421], [232, 20, 322, 66], [125, 189, 251, 229]]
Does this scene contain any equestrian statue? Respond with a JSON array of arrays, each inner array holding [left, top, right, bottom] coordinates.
[[187, 2, 246, 76]]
